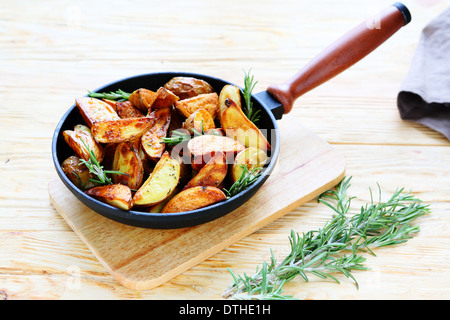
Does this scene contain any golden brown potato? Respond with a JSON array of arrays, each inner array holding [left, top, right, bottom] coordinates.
[[112, 141, 144, 190], [221, 99, 271, 151], [128, 88, 157, 112], [75, 97, 120, 128], [174, 93, 220, 119], [115, 100, 144, 119], [188, 134, 245, 171], [151, 87, 180, 109], [141, 107, 171, 161], [163, 76, 214, 100], [63, 124, 104, 162], [132, 152, 180, 207], [231, 147, 268, 183], [61, 155, 98, 190], [85, 184, 133, 210], [218, 84, 242, 120], [91, 116, 154, 144], [182, 108, 215, 134], [183, 152, 227, 190], [162, 186, 226, 213]]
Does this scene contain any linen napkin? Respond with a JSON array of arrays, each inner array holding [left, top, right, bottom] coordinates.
[[397, 6, 450, 140]]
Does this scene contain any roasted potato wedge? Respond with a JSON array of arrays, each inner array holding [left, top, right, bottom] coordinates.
[[221, 99, 271, 151], [231, 147, 268, 183], [141, 107, 171, 161], [75, 97, 120, 128], [182, 108, 215, 134], [183, 152, 227, 190], [188, 134, 245, 171], [112, 141, 144, 189], [128, 88, 158, 112], [91, 116, 154, 144], [162, 186, 226, 213], [151, 87, 180, 109], [218, 84, 242, 120], [63, 124, 104, 162], [132, 152, 180, 207], [115, 100, 144, 119], [163, 76, 214, 100], [85, 184, 133, 210], [174, 93, 219, 119], [61, 155, 98, 190]]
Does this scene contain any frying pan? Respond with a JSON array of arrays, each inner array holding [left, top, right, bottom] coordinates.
[[52, 3, 411, 229]]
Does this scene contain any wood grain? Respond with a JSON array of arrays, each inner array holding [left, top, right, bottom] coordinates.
[[1, 0, 449, 299]]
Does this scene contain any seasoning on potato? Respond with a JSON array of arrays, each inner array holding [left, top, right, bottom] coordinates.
[[62, 73, 270, 213]]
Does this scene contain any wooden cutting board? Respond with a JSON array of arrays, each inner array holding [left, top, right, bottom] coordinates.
[[48, 114, 345, 291]]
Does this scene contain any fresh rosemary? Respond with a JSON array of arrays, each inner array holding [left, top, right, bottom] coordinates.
[[224, 165, 262, 199], [87, 89, 131, 101], [241, 69, 261, 124], [78, 139, 129, 185], [161, 130, 192, 146], [222, 177, 430, 300]]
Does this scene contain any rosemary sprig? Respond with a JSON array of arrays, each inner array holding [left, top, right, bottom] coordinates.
[[79, 139, 129, 185], [241, 69, 261, 124], [223, 165, 262, 199], [87, 89, 131, 101], [161, 130, 192, 146], [222, 177, 430, 300]]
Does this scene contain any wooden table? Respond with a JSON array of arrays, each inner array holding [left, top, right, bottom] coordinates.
[[1, 0, 449, 300]]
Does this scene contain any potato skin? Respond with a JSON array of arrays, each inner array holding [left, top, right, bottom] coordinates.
[[63, 124, 104, 162], [91, 116, 154, 144], [174, 93, 220, 119], [85, 184, 133, 210], [218, 84, 242, 120], [183, 152, 227, 190], [221, 99, 271, 151], [128, 88, 157, 112], [164, 77, 214, 100], [61, 155, 98, 190], [115, 101, 144, 119], [75, 97, 120, 128], [141, 107, 171, 161], [162, 186, 226, 213], [112, 141, 144, 190], [182, 108, 215, 134], [151, 87, 180, 109]]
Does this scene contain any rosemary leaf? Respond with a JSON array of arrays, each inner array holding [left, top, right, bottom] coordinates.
[[223, 176, 430, 300]]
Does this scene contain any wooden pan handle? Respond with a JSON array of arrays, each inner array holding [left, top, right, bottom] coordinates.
[[267, 3, 411, 114]]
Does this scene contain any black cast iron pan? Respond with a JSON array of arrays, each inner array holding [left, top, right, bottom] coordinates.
[[52, 3, 411, 229]]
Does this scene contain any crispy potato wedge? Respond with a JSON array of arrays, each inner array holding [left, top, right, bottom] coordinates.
[[141, 107, 171, 161], [112, 141, 144, 189], [162, 186, 226, 213], [115, 100, 144, 119], [174, 93, 219, 119], [188, 134, 245, 171], [218, 84, 242, 120], [128, 88, 158, 112], [151, 87, 180, 109], [61, 155, 98, 190], [85, 184, 133, 210], [183, 152, 227, 190], [182, 108, 215, 134], [91, 116, 154, 144], [75, 97, 120, 128], [63, 124, 104, 162], [231, 147, 268, 183], [221, 99, 271, 151], [163, 76, 214, 100], [132, 152, 180, 207]]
